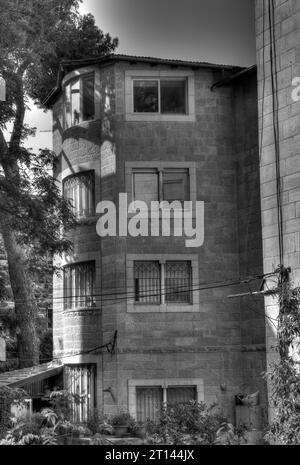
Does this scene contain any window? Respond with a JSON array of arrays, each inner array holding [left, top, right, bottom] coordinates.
[[134, 260, 192, 305], [64, 74, 95, 128], [135, 385, 197, 422], [132, 169, 189, 206], [64, 364, 96, 422], [63, 171, 95, 219], [133, 78, 187, 114], [63, 261, 95, 311]]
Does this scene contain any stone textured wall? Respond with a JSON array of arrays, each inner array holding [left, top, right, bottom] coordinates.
[[52, 60, 267, 423], [255, 0, 300, 417]]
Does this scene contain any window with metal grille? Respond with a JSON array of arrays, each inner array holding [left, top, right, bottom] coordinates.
[[63, 261, 95, 311], [64, 364, 96, 423], [134, 261, 192, 304], [136, 385, 196, 423], [134, 261, 161, 304], [165, 261, 192, 303], [63, 171, 94, 219], [64, 74, 95, 128]]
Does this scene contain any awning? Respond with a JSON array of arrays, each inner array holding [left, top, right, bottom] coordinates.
[[0, 362, 63, 388]]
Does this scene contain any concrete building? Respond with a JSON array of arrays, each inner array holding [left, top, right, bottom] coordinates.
[[255, 0, 300, 419], [46, 54, 267, 425]]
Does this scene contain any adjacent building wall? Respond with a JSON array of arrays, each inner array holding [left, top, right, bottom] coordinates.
[[255, 0, 300, 417]]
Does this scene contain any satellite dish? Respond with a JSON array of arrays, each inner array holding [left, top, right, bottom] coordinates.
[[0, 76, 6, 101]]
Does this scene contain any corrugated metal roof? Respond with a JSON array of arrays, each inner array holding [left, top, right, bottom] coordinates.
[[0, 362, 63, 388], [43, 53, 244, 107]]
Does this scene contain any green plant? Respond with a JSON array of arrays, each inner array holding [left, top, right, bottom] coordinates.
[[0, 386, 27, 438], [264, 282, 300, 445], [145, 401, 228, 445], [86, 409, 113, 435], [110, 412, 134, 427], [0, 413, 58, 445]]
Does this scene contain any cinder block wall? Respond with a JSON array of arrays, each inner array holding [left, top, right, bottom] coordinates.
[[52, 59, 267, 422], [255, 0, 300, 418]]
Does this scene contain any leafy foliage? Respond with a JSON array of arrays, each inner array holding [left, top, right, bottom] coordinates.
[[145, 401, 232, 445], [265, 282, 300, 444], [0, 0, 118, 366], [0, 386, 27, 438]]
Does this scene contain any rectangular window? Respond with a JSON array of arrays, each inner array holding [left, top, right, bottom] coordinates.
[[64, 364, 96, 422], [134, 261, 160, 304], [64, 73, 95, 128], [132, 168, 189, 204], [63, 261, 95, 311], [136, 385, 196, 422], [165, 261, 192, 303], [133, 80, 159, 113], [134, 261, 192, 305], [63, 171, 95, 219], [133, 78, 187, 114]]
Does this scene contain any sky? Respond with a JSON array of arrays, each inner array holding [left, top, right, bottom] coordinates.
[[17, 0, 256, 152]]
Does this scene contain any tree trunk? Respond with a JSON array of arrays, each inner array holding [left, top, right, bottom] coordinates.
[[0, 224, 39, 368]]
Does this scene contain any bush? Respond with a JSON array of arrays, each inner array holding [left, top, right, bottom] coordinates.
[[145, 401, 230, 445], [86, 409, 113, 435]]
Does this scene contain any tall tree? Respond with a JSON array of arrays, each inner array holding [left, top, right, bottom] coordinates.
[[0, 0, 118, 367]]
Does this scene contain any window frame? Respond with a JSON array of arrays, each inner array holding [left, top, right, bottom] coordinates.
[[128, 378, 204, 420], [127, 254, 199, 313], [64, 72, 95, 129], [134, 260, 192, 306], [125, 70, 195, 122], [62, 170, 95, 220], [131, 167, 190, 205], [132, 77, 187, 115], [63, 260, 96, 311], [125, 161, 196, 216]]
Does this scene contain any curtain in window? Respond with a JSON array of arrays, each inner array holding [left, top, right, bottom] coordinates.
[[64, 262, 95, 310], [165, 261, 192, 303], [63, 171, 94, 219], [134, 261, 160, 304], [166, 387, 196, 406], [64, 364, 96, 422]]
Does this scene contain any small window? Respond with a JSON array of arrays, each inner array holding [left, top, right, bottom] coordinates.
[[134, 260, 192, 305], [160, 80, 186, 114], [134, 261, 161, 304], [132, 168, 189, 204], [133, 78, 187, 114], [63, 171, 95, 219], [162, 169, 189, 203], [133, 80, 159, 113], [165, 261, 192, 304], [136, 385, 196, 422], [63, 261, 95, 310], [132, 169, 159, 207], [64, 74, 95, 128]]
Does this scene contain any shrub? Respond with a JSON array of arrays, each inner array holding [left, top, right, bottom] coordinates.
[[145, 401, 229, 445], [110, 411, 134, 427]]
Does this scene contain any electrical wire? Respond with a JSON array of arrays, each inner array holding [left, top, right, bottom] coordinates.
[[3, 272, 277, 306]]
